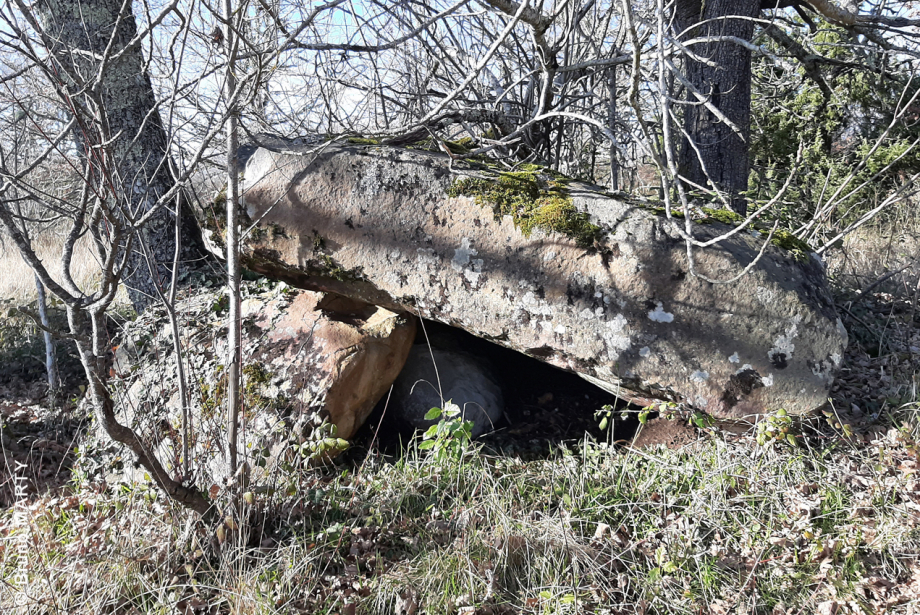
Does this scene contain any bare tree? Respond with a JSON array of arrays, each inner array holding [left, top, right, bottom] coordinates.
[[0, 0, 225, 514]]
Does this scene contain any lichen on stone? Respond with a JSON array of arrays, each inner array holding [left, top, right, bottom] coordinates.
[[447, 167, 602, 249]]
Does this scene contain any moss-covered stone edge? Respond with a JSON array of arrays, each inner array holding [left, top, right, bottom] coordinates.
[[640, 204, 812, 261], [447, 165, 603, 249]]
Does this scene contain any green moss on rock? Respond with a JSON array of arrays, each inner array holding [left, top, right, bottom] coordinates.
[[643, 204, 812, 261], [700, 207, 743, 225], [314, 254, 366, 282], [444, 137, 475, 155], [346, 137, 381, 145], [447, 168, 602, 249], [767, 229, 811, 262], [244, 250, 366, 285]]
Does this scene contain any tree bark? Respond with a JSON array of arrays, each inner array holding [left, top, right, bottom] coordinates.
[[34, 0, 205, 313], [223, 0, 242, 481], [674, 0, 762, 215]]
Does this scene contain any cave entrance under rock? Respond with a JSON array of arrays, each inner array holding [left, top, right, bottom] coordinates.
[[352, 319, 646, 459]]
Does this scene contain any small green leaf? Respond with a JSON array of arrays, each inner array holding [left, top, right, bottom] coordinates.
[[786, 433, 798, 447], [599, 416, 609, 431], [418, 440, 435, 450], [424, 407, 442, 421], [663, 561, 678, 573], [422, 425, 439, 439]]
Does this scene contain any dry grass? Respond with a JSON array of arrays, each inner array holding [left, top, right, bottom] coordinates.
[[2, 409, 920, 614], [0, 231, 108, 305], [823, 212, 920, 301]]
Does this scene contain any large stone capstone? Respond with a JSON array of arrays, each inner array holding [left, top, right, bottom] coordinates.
[[236, 142, 847, 421]]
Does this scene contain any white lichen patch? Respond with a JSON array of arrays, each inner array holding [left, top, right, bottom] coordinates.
[[639, 346, 651, 357], [554, 324, 566, 335], [690, 371, 709, 383], [811, 358, 837, 380], [416, 248, 438, 273], [648, 302, 674, 323], [451, 238, 477, 271], [729, 352, 740, 364], [462, 256, 484, 287], [601, 313, 632, 357], [755, 285, 778, 306], [521, 292, 554, 316], [694, 395, 709, 408], [762, 374, 774, 387], [543, 251, 557, 262], [768, 318, 800, 364]]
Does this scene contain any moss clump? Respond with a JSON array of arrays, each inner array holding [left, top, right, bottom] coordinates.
[[768, 229, 811, 262], [199, 364, 226, 419], [448, 169, 602, 248], [243, 250, 366, 286], [248, 225, 268, 242], [314, 254, 366, 282], [243, 362, 272, 395], [698, 207, 811, 259], [346, 137, 381, 145], [312, 231, 326, 252], [647, 205, 812, 261], [647, 205, 686, 219], [701, 207, 743, 225], [444, 137, 475, 155], [212, 188, 227, 212]]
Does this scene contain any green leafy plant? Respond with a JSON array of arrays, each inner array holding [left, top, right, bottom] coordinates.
[[755, 408, 799, 447], [596, 404, 615, 431], [418, 401, 473, 462], [296, 419, 349, 460]]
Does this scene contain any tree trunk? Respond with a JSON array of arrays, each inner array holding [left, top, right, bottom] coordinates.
[[223, 0, 242, 481], [35, 0, 204, 313], [674, 0, 761, 215], [34, 275, 59, 397]]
